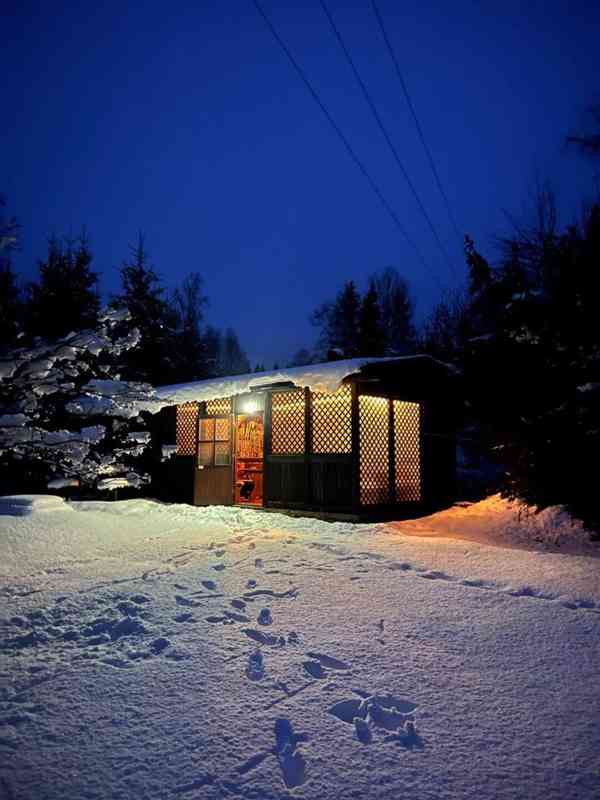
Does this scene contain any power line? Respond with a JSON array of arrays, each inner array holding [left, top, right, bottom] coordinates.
[[319, 0, 456, 278], [370, 0, 463, 247], [251, 0, 443, 290]]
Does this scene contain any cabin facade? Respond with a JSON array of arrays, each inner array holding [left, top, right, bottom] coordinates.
[[154, 356, 457, 520]]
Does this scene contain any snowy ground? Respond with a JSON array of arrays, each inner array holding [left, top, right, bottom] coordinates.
[[0, 496, 599, 800]]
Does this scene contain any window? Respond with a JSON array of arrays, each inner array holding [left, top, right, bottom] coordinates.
[[176, 403, 199, 455], [393, 401, 421, 502], [358, 395, 390, 505], [270, 390, 305, 454], [311, 385, 352, 454], [198, 414, 231, 466]]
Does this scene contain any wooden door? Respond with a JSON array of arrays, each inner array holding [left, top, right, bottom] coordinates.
[[194, 414, 233, 506]]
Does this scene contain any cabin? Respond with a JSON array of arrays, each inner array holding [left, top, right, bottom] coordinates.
[[153, 356, 458, 520]]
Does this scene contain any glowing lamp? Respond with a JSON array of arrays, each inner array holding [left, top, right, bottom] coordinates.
[[241, 399, 259, 415]]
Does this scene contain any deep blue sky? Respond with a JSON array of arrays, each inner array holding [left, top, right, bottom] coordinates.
[[2, 1, 598, 366]]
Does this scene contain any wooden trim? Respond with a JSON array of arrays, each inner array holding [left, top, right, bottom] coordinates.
[[420, 399, 428, 506], [305, 387, 312, 506], [351, 382, 360, 514], [388, 397, 395, 504]]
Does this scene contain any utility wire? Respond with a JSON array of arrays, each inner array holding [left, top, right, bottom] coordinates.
[[251, 0, 443, 290], [370, 0, 463, 247], [319, 0, 456, 278]]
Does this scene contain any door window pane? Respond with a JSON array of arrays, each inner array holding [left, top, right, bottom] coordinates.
[[215, 418, 230, 441], [215, 441, 231, 465], [198, 442, 214, 466], [199, 418, 215, 441]]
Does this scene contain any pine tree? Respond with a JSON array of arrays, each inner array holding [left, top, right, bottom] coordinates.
[[332, 281, 361, 357], [358, 282, 386, 356], [310, 282, 361, 359], [460, 201, 600, 530], [170, 273, 208, 382], [26, 232, 100, 341], [219, 328, 250, 376], [112, 233, 173, 384], [420, 288, 470, 362], [202, 325, 222, 378], [0, 196, 21, 352], [465, 235, 492, 296], [370, 267, 416, 354]]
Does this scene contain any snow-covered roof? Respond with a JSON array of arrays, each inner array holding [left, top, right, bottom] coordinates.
[[154, 355, 451, 407]]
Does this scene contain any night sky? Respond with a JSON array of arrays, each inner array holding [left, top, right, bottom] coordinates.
[[2, 1, 598, 366]]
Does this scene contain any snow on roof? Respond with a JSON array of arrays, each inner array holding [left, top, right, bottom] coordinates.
[[154, 355, 449, 407]]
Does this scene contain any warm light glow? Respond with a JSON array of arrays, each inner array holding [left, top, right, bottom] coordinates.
[[241, 400, 259, 415]]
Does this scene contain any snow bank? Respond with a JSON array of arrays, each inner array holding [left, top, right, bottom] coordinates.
[[393, 494, 597, 555], [0, 494, 73, 516]]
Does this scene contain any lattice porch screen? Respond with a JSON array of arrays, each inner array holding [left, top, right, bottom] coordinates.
[[393, 401, 421, 502], [270, 390, 305, 454], [205, 397, 232, 416], [176, 403, 199, 455], [358, 396, 390, 505], [311, 384, 352, 454]]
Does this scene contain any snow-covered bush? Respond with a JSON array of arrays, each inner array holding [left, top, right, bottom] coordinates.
[[0, 308, 160, 496]]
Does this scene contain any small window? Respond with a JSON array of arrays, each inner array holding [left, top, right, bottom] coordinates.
[[198, 414, 231, 466]]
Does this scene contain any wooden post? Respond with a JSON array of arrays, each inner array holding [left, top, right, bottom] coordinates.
[[305, 387, 312, 508], [351, 382, 360, 515], [263, 392, 272, 505], [388, 397, 395, 505]]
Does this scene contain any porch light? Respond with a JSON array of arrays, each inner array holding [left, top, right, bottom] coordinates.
[[240, 399, 259, 415]]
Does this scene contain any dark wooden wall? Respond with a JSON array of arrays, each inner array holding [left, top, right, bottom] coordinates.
[[263, 389, 355, 512]]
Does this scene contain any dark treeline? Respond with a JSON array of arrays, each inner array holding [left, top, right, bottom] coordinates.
[[288, 266, 416, 367], [283, 106, 600, 531], [417, 106, 600, 531], [0, 223, 250, 385]]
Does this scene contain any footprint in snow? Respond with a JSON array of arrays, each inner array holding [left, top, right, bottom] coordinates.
[[303, 660, 326, 679], [243, 628, 284, 646], [246, 649, 265, 681], [175, 595, 202, 607], [231, 599, 246, 610], [149, 637, 170, 654], [306, 652, 350, 671], [224, 610, 250, 623], [201, 580, 217, 591], [257, 609, 272, 626], [274, 718, 308, 789], [328, 693, 419, 745], [255, 558, 264, 568], [212, 564, 226, 572], [174, 612, 195, 623]]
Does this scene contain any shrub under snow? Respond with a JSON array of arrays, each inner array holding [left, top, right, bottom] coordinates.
[[0, 308, 160, 495]]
